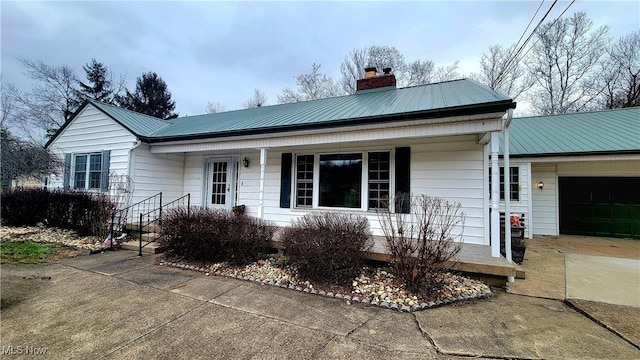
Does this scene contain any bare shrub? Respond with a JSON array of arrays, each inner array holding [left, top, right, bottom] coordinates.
[[224, 215, 275, 265], [281, 212, 373, 285], [377, 194, 465, 294], [159, 207, 228, 262]]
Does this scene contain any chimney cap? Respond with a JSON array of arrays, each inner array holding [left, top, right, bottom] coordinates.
[[364, 67, 377, 72], [383, 67, 392, 75]]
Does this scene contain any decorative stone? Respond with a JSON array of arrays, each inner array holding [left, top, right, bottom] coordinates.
[[411, 305, 422, 312], [370, 300, 379, 306], [303, 288, 310, 293], [380, 301, 389, 308], [400, 305, 411, 312], [205, 272, 210, 276], [390, 303, 399, 311], [310, 289, 318, 294], [335, 294, 343, 299], [318, 290, 326, 296], [295, 286, 303, 291], [361, 298, 370, 304], [326, 292, 334, 298], [343, 295, 351, 301]]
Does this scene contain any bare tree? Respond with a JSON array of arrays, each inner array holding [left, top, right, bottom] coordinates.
[[432, 61, 461, 83], [205, 102, 227, 113], [474, 45, 532, 100], [340, 47, 368, 94], [599, 30, 640, 109], [278, 63, 343, 104], [526, 12, 610, 114], [406, 60, 435, 87], [1, 128, 63, 188], [242, 88, 268, 109], [4, 59, 79, 142]]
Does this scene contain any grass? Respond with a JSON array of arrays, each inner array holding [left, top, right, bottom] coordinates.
[[0, 241, 54, 263]]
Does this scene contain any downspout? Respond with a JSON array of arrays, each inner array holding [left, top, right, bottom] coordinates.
[[504, 109, 514, 283], [257, 148, 267, 219], [128, 140, 142, 186]]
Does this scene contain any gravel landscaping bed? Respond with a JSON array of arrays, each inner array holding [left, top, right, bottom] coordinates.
[[0, 226, 107, 252], [159, 256, 492, 312]]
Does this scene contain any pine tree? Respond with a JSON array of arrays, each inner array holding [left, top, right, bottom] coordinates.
[[116, 72, 178, 120]]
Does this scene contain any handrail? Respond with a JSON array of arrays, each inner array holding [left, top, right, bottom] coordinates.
[[138, 193, 190, 256], [108, 192, 162, 249]]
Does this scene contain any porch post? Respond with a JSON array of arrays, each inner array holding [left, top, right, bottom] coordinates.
[[490, 131, 500, 257], [257, 148, 267, 219]]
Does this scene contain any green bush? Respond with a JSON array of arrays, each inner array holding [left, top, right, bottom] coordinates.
[[159, 207, 274, 265], [281, 212, 373, 285], [1, 188, 114, 237]]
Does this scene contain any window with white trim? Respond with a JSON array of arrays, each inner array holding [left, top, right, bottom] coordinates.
[[490, 166, 520, 201], [74, 153, 103, 190], [294, 151, 392, 210]]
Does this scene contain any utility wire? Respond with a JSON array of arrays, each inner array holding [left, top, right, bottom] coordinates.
[[512, 0, 577, 65], [500, 0, 560, 80]]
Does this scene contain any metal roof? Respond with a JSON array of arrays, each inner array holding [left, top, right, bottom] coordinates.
[[87, 99, 170, 136], [145, 78, 513, 142], [46, 79, 515, 147], [501, 107, 640, 156]]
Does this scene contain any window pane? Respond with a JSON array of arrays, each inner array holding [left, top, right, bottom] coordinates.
[[368, 152, 390, 209], [296, 155, 314, 207], [75, 155, 87, 172], [90, 154, 102, 171], [74, 155, 87, 189], [319, 153, 362, 208], [490, 166, 519, 201], [89, 172, 101, 189]]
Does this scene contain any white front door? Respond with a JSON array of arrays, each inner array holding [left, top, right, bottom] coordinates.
[[206, 157, 236, 209]]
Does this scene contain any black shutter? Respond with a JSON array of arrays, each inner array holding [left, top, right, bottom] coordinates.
[[63, 153, 71, 189], [395, 147, 410, 213], [100, 150, 111, 191], [280, 153, 292, 208]]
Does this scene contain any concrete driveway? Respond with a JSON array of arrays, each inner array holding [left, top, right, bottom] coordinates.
[[2, 250, 639, 359], [508, 234, 640, 347]]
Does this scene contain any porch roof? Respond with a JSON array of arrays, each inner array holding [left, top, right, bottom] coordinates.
[[501, 107, 640, 157]]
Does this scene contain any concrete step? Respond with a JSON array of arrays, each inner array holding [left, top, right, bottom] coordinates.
[[124, 223, 161, 233], [141, 232, 161, 242], [121, 240, 165, 254]]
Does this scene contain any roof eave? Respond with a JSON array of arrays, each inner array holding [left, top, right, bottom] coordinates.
[[508, 149, 640, 158], [141, 100, 516, 144]]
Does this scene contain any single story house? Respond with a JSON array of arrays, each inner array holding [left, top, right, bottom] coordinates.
[[45, 70, 517, 258], [497, 107, 640, 240]]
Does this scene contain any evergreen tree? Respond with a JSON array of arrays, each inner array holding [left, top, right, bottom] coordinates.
[[77, 58, 113, 103], [116, 72, 178, 119]]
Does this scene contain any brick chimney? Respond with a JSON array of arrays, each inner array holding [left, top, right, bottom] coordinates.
[[356, 67, 397, 92]]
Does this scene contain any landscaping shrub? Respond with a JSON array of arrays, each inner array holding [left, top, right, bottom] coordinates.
[[1, 188, 115, 237], [281, 212, 373, 285], [159, 207, 275, 264], [159, 207, 229, 262], [224, 215, 274, 265], [377, 194, 464, 295]]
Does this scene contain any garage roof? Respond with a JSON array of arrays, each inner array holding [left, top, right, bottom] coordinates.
[[502, 107, 640, 157]]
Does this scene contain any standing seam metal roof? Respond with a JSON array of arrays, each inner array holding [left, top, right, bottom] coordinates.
[[500, 107, 640, 156]]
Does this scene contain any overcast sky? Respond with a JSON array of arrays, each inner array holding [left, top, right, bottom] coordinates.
[[2, 0, 639, 116]]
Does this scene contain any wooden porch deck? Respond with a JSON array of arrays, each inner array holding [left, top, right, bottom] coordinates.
[[272, 237, 524, 286]]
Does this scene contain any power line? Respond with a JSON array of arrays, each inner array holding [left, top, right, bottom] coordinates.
[[507, 0, 546, 63], [500, 0, 560, 80]]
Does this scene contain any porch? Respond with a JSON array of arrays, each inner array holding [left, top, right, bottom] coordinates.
[[272, 238, 524, 287]]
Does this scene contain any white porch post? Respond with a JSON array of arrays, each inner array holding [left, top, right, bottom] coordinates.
[[490, 131, 500, 257], [257, 148, 267, 219]]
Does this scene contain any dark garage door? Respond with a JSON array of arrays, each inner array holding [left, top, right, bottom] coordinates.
[[559, 177, 640, 239]]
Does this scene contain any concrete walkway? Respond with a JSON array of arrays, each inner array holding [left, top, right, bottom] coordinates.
[[1, 250, 639, 359]]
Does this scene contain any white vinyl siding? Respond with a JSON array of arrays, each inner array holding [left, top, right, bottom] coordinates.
[[130, 143, 185, 205], [48, 105, 136, 189], [497, 162, 531, 238], [531, 163, 558, 236]]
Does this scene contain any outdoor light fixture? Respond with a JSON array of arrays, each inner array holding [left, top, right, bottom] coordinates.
[[243, 157, 250, 168], [537, 181, 544, 191]]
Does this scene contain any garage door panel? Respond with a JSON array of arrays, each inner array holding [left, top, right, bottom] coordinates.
[[559, 177, 640, 239]]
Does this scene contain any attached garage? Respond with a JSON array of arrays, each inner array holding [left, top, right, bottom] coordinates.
[[500, 107, 640, 240], [559, 177, 640, 239]]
